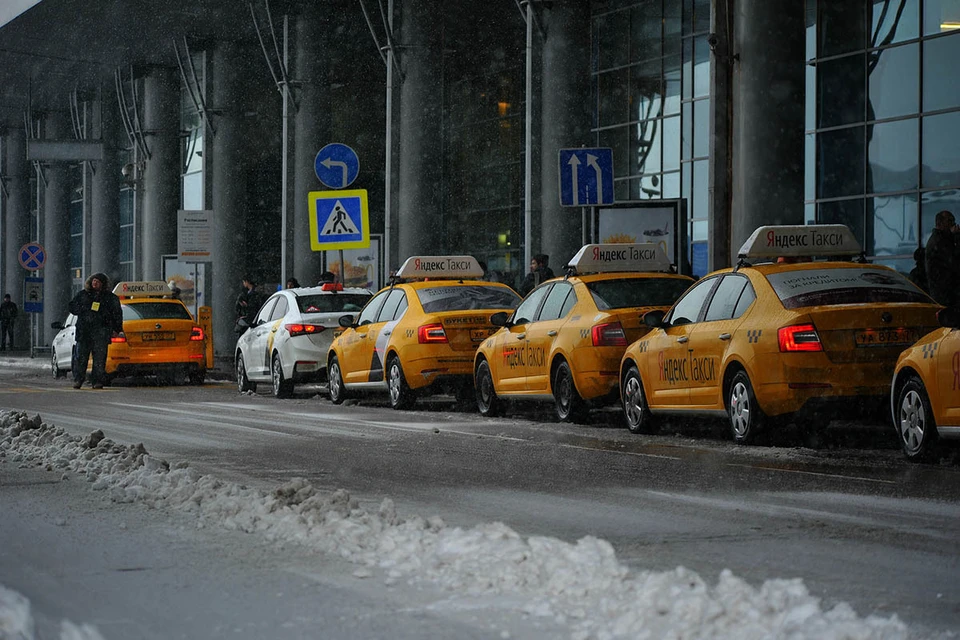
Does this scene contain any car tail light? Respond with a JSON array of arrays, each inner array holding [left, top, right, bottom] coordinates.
[[190, 327, 205, 341], [110, 333, 127, 344], [778, 324, 822, 352], [285, 324, 326, 337], [592, 322, 627, 347], [418, 323, 448, 344]]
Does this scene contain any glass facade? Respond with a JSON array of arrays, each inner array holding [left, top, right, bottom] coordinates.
[[181, 51, 204, 212], [592, 0, 712, 260], [806, 0, 960, 274], [69, 163, 83, 273]]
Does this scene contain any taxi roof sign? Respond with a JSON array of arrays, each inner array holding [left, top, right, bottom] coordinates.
[[395, 256, 484, 280], [738, 225, 862, 259], [113, 281, 172, 297], [567, 243, 672, 274]]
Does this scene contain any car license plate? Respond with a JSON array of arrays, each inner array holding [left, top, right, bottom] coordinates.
[[855, 328, 917, 347], [471, 329, 491, 342], [142, 332, 176, 342]]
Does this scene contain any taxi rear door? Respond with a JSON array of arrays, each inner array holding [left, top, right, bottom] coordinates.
[[244, 296, 279, 378], [497, 285, 550, 394], [339, 290, 389, 384], [936, 327, 960, 426], [686, 274, 755, 408], [252, 296, 287, 376], [524, 281, 576, 393]]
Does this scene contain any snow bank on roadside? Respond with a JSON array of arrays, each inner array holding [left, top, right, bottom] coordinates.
[[0, 410, 911, 640], [0, 584, 105, 640]]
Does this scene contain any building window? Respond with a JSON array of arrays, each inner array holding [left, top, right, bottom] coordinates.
[[181, 51, 205, 211], [69, 164, 83, 272]]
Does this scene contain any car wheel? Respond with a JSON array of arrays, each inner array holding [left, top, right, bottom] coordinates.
[[475, 359, 500, 417], [622, 366, 658, 434], [553, 360, 586, 422], [896, 376, 940, 462], [728, 370, 766, 445], [52, 351, 65, 379], [328, 355, 346, 404], [237, 353, 256, 393], [387, 355, 414, 410], [272, 353, 294, 399]]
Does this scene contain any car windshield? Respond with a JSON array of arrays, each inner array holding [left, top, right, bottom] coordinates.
[[122, 302, 193, 320], [297, 293, 371, 314], [416, 285, 521, 313], [765, 267, 933, 309], [587, 277, 692, 310]]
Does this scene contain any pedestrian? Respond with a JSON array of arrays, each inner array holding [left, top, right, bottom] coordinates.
[[317, 271, 336, 285], [924, 210, 960, 307], [909, 247, 928, 294], [235, 276, 264, 335], [68, 273, 123, 389], [518, 254, 555, 296], [0, 294, 17, 351], [285, 277, 301, 289]]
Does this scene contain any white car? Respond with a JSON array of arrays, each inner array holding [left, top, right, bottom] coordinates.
[[236, 283, 372, 397], [51, 313, 79, 378]]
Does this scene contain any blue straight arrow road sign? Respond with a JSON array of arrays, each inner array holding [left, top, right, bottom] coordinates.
[[558, 148, 615, 207]]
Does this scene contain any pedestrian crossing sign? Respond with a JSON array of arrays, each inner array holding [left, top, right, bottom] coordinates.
[[308, 189, 370, 251]]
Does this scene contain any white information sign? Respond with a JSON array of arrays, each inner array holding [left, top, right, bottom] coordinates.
[[178, 210, 213, 262]]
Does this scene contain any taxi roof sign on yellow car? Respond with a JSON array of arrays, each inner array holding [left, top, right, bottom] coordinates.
[[737, 224, 861, 259], [394, 255, 485, 280], [567, 243, 671, 275], [112, 281, 173, 298]]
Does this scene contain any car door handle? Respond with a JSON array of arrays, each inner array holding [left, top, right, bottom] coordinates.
[[517, 333, 526, 340], [547, 330, 558, 336], [677, 336, 688, 343], [719, 333, 731, 340], [383, 330, 392, 336]]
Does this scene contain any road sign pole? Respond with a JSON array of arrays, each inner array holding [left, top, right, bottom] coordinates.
[[582, 206, 588, 245]]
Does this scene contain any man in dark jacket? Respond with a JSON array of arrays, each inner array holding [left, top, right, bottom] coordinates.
[[518, 254, 556, 296], [924, 210, 960, 307], [234, 276, 264, 335], [0, 294, 17, 351], [68, 273, 124, 389]]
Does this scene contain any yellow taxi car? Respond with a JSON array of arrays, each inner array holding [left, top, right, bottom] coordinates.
[[52, 281, 211, 384], [473, 243, 694, 421], [890, 306, 960, 461], [326, 256, 521, 409], [619, 225, 942, 445]]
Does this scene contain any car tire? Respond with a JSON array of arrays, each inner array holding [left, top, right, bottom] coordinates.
[[52, 351, 66, 379], [728, 370, 767, 445], [622, 366, 658, 434], [475, 359, 500, 417], [553, 360, 586, 422], [895, 376, 940, 463], [237, 353, 256, 393], [272, 353, 294, 399], [387, 355, 414, 410], [328, 355, 347, 404]]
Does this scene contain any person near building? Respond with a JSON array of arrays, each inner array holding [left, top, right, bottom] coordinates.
[[68, 273, 123, 389], [924, 210, 960, 307], [317, 271, 336, 285], [0, 294, 17, 351], [235, 276, 264, 335], [909, 247, 928, 295], [518, 254, 555, 296], [285, 277, 301, 289]]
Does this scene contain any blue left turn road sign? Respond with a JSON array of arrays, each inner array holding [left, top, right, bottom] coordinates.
[[315, 143, 360, 189]]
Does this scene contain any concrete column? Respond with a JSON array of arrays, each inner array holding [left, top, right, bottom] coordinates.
[[140, 66, 180, 280], [538, 1, 591, 270], [42, 111, 73, 344], [732, 0, 805, 255], [396, 0, 443, 259], [91, 97, 123, 282], [292, 4, 329, 284], [209, 42, 249, 357], [3, 129, 32, 349]]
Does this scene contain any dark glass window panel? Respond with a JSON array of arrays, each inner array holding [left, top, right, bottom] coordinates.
[[820, 1, 867, 56], [376, 289, 407, 322], [869, 193, 920, 256], [69, 200, 83, 235], [663, 171, 681, 198], [924, 0, 960, 34], [589, 277, 692, 309], [693, 159, 708, 218], [733, 283, 757, 318], [615, 178, 630, 202], [682, 38, 693, 99], [694, 0, 711, 32], [631, 59, 663, 122], [704, 275, 748, 322], [513, 284, 550, 324], [298, 294, 374, 315], [921, 110, 960, 187], [119, 227, 133, 262], [694, 35, 710, 98], [819, 54, 866, 127], [922, 33, 960, 112], [867, 118, 919, 193], [668, 276, 717, 325], [598, 69, 629, 127], [868, 43, 918, 120], [693, 98, 710, 158], [818, 199, 866, 246], [631, 3, 662, 63], [538, 282, 574, 321], [664, 54, 682, 115], [806, 0, 817, 59], [805, 64, 815, 131], [682, 0, 693, 35], [818, 126, 866, 197], [633, 118, 662, 175], [682, 161, 692, 201], [357, 291, 388, 325], [122, 302, 192, 321], [599, 126, 630, 180], [805, 133, 816, 200], [920, 188, 960, 243], [664, 0, 682, 57], [595, 13, 629, 70], [681, 101, 693, 160], [663, 115, 681, 171], [69, 235, 82, 271], [119, 189, 134, 225], [870, 0, 918, 46]]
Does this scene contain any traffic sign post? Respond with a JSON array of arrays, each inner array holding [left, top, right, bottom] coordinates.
[[559, 148, 615, 207], [307, 190, 370, 251], [19, 242, 46, 270], [314, 143, 360, 189]]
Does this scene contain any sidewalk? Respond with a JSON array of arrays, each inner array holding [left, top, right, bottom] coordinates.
[[0, 349, 235, 381]]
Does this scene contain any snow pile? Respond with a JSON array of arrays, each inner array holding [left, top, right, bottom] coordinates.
[[0, 584, 105, 640], [0, 410, 911, 640]]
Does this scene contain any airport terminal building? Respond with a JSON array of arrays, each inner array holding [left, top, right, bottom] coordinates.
[[1, 0, 958, 355]]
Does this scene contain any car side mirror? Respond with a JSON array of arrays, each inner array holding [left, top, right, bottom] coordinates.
[[338, 314, 355, 328], [937, 306, 960, 329], [51, 321, 65, 330], [643, 309, 667, 328], [490, 311, 510, 327]]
